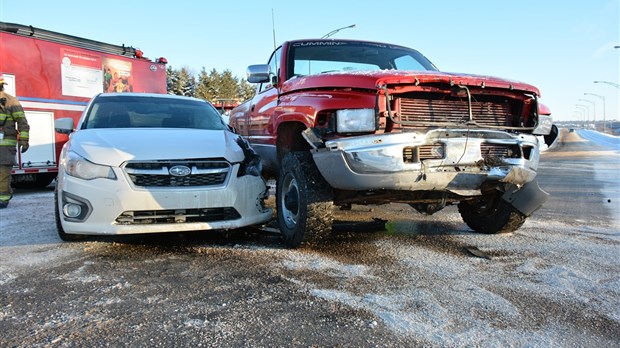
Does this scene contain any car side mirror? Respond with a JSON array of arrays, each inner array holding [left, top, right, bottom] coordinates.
[[54, 117, 75, 134]]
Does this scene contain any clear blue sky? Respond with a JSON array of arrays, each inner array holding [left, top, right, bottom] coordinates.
[[1, 0, 618, 122]]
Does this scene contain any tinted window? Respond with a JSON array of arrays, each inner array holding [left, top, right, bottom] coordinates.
[[82, 96, 228, 130]]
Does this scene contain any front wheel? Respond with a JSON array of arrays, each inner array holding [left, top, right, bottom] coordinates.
[[277, 152, 333, 247], [458, 193, 526, 234]]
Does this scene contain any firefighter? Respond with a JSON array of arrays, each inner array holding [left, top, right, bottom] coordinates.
[[0, 74, 29, 208]]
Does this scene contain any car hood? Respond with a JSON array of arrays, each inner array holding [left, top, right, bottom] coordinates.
[[67, 128, 246, 166], [281, 70, 540, 96]]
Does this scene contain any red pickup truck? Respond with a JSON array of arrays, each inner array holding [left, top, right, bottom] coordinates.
[[230, 39, 557, 247]]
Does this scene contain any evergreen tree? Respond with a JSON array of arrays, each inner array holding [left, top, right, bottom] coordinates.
[[218, 70, 239, 100], [166, 66, 195, 97], [195, 68, 215, 101], [167, 66, 255, 103], [207, 69, 222, 102], [166, 66, 180, 95], [238, 79, 256, 101]]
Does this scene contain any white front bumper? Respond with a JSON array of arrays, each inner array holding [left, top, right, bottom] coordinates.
[[57, 164, 272, 235]]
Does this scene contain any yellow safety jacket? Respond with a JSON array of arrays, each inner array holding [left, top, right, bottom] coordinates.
[[0, 91, 29, 166]]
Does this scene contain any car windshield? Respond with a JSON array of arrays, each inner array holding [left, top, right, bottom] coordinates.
[[289, 41, 439, 78], [82, 95, 228, 130]]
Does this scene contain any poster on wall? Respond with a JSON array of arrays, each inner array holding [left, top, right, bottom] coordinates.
[[2, 74, 16, 96], [60, 48, 103, 98], [102, 57, 133, 93]]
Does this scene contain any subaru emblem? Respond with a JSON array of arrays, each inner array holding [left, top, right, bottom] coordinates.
[[169, 165, 191, 177]]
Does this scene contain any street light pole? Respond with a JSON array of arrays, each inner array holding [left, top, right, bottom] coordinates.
[[578, 99, 596, 130], [321, 24, 356, 39], [593, 80, 620, 89], [584, 93, 607, 134], [576, 104, 589, 127], [573, 109, 585, 124]]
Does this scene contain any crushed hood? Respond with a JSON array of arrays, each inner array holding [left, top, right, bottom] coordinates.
[[67, 128, 245, 167], [281, 70, 540, 96]]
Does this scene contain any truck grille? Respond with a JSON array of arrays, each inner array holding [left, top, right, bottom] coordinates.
[[116, 207, 241, 224], [398, 98, 511, 128], [403, 143, 445, 163], [480, 143, 521, 158], [124, 160, 230, 187]]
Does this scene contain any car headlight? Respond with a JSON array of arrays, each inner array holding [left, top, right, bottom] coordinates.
[[64, 151, 117, 180], [532, 115, 553, 135], [336, 108, 376, 133]]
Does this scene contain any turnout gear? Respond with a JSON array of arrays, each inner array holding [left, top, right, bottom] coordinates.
[[0, 82, 29, 206]]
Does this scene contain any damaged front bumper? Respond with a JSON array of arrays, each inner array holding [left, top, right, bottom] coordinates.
[[311, 129, 542, 197]]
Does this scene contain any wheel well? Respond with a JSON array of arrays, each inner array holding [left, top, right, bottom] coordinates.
[[277, 122, 311, 161]]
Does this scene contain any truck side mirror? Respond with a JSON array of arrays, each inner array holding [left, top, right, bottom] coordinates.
[[246, 64, 271, 84]]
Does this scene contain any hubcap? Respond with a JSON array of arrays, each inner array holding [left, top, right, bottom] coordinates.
[[280, 174, 300, 229], [284, 188, 299, 214]]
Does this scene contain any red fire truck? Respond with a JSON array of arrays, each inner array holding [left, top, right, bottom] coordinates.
[[0, 22, 168, 187]]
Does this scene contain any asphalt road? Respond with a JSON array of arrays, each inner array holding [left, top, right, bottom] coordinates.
[[1, 129, 619, 347]]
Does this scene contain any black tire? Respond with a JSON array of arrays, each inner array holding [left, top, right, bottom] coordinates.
[[34, 173, 57, 188], [54, 186, 85, 241], [458, 193, 526, 234], [276, 151, 333, 247]]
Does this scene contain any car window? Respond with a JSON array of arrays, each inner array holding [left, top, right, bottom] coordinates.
[[258, 47, 281, 94], [82, 96, 228, 130], [289, 41, 438, 79]]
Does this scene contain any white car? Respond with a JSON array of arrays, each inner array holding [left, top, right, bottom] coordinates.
[[54, 93, 272, 241]]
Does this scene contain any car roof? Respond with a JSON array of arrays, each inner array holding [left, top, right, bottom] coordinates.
[[94, 93, 206, 103]]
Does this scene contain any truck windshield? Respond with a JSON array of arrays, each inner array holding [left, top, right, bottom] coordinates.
[[82, 96, 228, 130], [289, 41, 438, 78]]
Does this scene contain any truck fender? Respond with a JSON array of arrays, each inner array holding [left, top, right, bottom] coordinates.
[[274, 112, 313, 132], [501, 179, 549, 216]]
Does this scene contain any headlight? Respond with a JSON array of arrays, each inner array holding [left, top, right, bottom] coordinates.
[[532, 115, 553, 135], [336, 108, 375, 133], [63, 151, 117, 180]]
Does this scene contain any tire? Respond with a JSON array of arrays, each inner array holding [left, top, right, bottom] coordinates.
[[458, 193, 526, 234], [276, 152, 333, 247], [34, 173, 57, 188], [54, 186, 85, 241]]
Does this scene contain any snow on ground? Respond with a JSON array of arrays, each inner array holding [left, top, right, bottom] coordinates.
[[1, 129, 619, 345], [276, 217, 620, 346], [0, 190, 82, 285], [577, 129, 620, 150]]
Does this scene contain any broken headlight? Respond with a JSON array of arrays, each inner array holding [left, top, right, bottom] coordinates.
[[336, 108, 375, 133]]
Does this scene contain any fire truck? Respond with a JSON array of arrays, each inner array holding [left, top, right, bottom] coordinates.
[[0, 22, 168, 187]]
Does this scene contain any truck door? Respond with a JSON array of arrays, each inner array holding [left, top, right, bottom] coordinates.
[[248, 47, 281, 139], [247, 47, 281, 171]]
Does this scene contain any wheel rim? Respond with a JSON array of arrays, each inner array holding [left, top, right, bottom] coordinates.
[[475, 194, 501, 217], [280, 173, 300, 230]]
